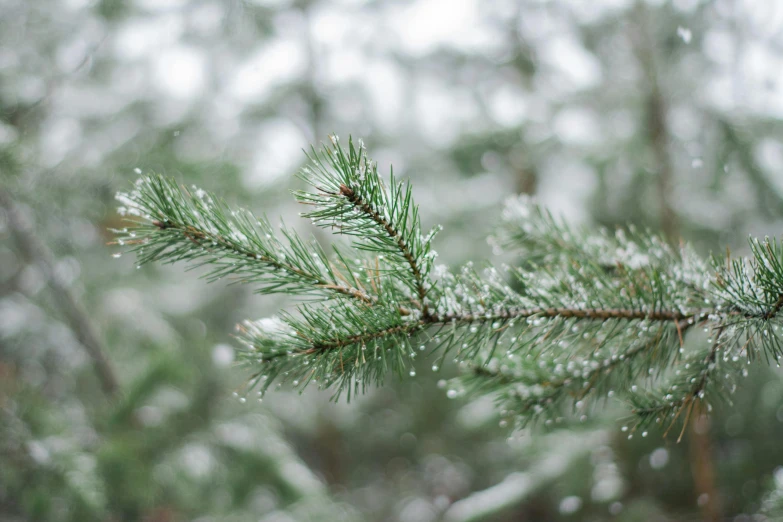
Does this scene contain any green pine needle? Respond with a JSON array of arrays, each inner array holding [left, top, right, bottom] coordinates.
[[114, 136, 783, 437]]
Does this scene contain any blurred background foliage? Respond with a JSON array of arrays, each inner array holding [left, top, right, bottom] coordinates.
[[2, 0, 783, 520]]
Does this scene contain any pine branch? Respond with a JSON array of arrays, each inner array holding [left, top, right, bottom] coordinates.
[[494, 194, 706, 286], [294, 136, 438, 313], [115, 174, 380, 305], [154, 218, 374, 303], [113, 136, 783, 435], [337, 182, 429, 310], [474, 327, 672, 423]]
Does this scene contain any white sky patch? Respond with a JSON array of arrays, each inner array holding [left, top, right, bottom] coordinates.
[[703, 72, 735, 113], [40, 117, 83, 167], [330, 0, 373, 5], [153, 45, 206, 99], [246, 119, 307, 187], [0, 121, 18, 145], [673, 0, 699, 12], [55, 35, 92, 73], [324, 48, 366, 84], [311, 10, 353, 47], [190, 3, 226, 34], [180, 443, 215, 479], [565, 0, 632, 24], [738, 0, 783, 41], [114, 15, 184, 60], [518, 6, 560, 40], [212, 344, 235, 368], [228, 38, 306, 103], [538, 158, 595, 223], [755, 138, 783, 197], [362, 59, 406, 131], [244, 0, 293, 7], [387, 0, 501, 56], [669, 106, 701, 142], [486, 84, 529, 127], [414, 77, 479, 146], [607, 109, 635, 141], [739, 41, 783, 117], [62, 0, 92, 9], [580, 0, 634, 22], [135, 0, 189, 11], [702, 30, 735, 65], [538, 35, 603, 91], [553, 107, 602, 147], [310, 8, 373, 85]]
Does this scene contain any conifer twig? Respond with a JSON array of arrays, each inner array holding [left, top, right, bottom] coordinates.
[[294, 137, 438, 312], [337, 183, 430, 314], [113, 137, 783, 432], [149, 217, 374, 304]]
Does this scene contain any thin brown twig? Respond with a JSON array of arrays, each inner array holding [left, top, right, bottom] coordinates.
[[153, 219, 377, 305], [270, 305, 701, 361], [338, 184, 430, 315], [763, 292, 783, 320]]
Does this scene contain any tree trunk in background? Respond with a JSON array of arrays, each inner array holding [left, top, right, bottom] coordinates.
[[631, 5, 720, 521], [689, 405, 721, 522]]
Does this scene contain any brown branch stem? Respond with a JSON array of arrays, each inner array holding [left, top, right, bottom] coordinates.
[[152, 220, 376, 305], [763, 293, 783, 320], [431, 306, 693, 324], [277, 305, 700, 359], [338, 184, 430, 314]]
